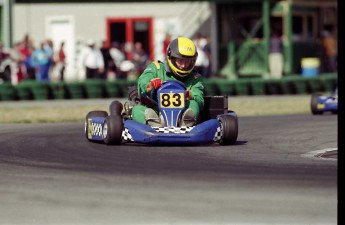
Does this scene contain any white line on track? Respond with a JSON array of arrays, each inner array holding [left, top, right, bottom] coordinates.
[[301, 148, 337, 161]]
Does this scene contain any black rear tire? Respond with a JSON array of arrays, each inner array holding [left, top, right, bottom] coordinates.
[[103, 115, 124, 145], [85, 110, 108, 140], [218, 114, 238, 145], [311, 93, 323, 115]]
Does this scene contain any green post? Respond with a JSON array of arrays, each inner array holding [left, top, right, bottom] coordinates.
[[1, 0, 13, 48], [263, 0, 270, 74], [229, 41, 236, 77], [220, 41, 237, 80], [283, 1, 293, 74]]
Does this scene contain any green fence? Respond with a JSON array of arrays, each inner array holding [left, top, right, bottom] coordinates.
[[0, 73, 337, 101]]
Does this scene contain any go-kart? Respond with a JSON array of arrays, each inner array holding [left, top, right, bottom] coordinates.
[[85, 80, 238, 145], [310, 89, 338, 115]]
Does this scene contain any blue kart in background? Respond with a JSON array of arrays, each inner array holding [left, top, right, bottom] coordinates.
[[85, 80, 238, 146], [310, 88, 338, 115]]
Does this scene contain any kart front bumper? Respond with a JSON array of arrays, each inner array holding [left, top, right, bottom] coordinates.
[[123, 119, 221, 145]]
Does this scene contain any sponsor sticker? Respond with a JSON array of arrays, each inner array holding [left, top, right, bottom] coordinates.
[[89, 120, 103, 137]]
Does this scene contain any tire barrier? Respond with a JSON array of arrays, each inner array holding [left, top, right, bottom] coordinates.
[[0, 73, 337, 101], [64, 82, 85, 99], [0, 82, 16, 101], [116, 79, 137, 98], [84, 79, 105, 98], [104, 81, 121, 98], [49, 81, 65, 99], [319, 74, 337, 92], [16, 80, 49, 100], [31, 81, 50, 100]]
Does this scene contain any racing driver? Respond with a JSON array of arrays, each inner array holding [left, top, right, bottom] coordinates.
[[131, 36, 205, 127]]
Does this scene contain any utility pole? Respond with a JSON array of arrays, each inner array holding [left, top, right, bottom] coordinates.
[[1, 0, 13, 48]]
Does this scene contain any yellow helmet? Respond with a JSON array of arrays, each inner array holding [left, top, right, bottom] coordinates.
[[166, 37, 198, 77]]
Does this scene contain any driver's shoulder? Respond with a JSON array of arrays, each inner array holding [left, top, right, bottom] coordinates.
[[141, 61, 161, 74], [150, 60, 165, 70]]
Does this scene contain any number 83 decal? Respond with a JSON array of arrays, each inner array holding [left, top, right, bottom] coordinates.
[[159, 93, 185, 108]]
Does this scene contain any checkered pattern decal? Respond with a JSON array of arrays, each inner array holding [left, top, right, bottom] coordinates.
[[121, 126, 194, 142], [152, 126, 194, 133], [122, 128, 134, 142]]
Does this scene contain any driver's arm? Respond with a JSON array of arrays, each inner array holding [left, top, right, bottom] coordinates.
[[137, 62, 159, 95], [188, 74, 205, 111]]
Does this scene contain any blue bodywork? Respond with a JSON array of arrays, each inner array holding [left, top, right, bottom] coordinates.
[[123, 118, 220, 145], [315, 93, 338, 112]]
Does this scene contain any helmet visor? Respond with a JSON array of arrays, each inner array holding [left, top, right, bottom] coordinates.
[[171, 56, 195, 72]]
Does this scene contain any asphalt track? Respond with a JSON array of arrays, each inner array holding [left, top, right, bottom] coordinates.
[[0, 114, 337, 225]]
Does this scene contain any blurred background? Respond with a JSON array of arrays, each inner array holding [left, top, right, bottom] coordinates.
[[0, 0, 338, 100]]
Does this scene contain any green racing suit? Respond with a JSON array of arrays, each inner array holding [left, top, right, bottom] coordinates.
[[132, 60, 205, 124]]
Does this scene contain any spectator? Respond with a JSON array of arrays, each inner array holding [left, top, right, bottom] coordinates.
[[193, 34, 209, 77], [321, 28, 337, 72], [269, 29, 284, 79], [109, 41, 126, 79], [118, 60, 135, 80], [52, 41, 66, 81], [20, 34, 33, 58], [44, 39, 55, 80], [132, 42, 150, 78], [0, 41, 15, 83], [31, 41, 50, 81], [58, 41, 66, 80], [100, 40, 113, 79], [19, 34, 35, 79], [9, 42, 26, 83], [77, 39, 104, 79], [194, 33, 207, 49]]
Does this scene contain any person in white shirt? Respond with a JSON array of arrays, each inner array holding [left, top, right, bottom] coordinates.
[[77, 39, 104, 79], [194, 45, 209, 77], [109, 41, 127, 79]]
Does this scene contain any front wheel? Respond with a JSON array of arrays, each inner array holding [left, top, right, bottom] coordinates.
[[311, 93, 323, 115], [103, 115, 124, 145], [218, 114, 238, 145]]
